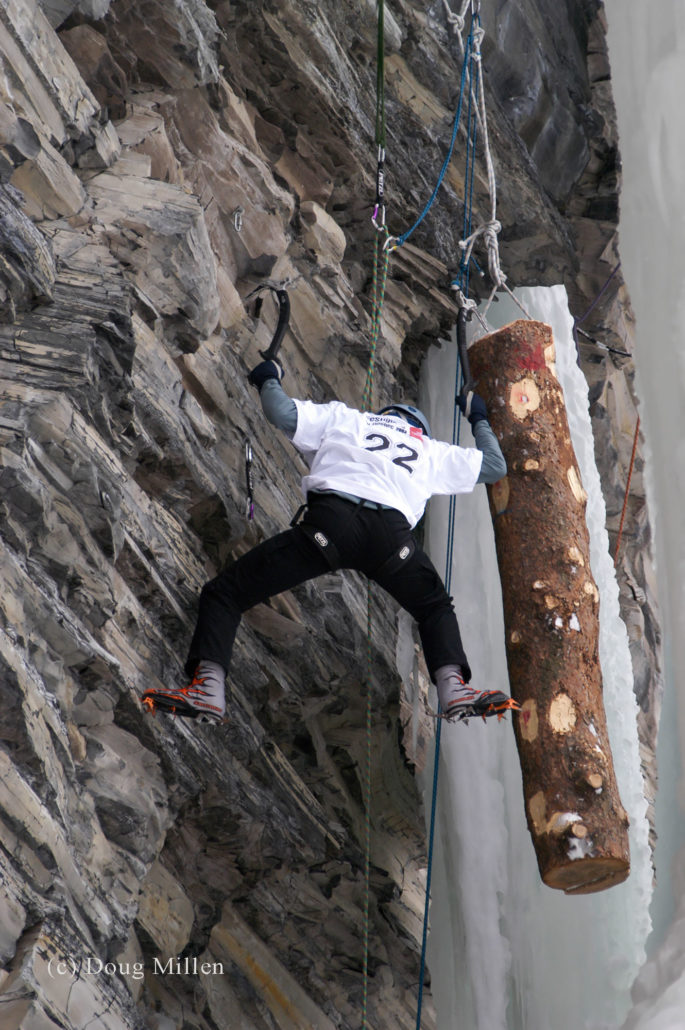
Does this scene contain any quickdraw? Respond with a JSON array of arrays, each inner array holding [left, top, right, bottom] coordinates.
[[244, 441, 254, 521]]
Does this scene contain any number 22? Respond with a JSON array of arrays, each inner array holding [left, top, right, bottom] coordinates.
[[364, 433, 419, 473]]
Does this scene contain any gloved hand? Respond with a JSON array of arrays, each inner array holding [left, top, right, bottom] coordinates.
[[248, 359, 284, 391], [457, 391, 489, 426]]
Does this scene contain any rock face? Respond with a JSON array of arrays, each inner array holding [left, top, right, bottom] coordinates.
[[0, 1, 660, 1028]]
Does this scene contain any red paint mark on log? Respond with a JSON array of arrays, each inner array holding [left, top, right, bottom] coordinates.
[[518, 337, 547, 372]]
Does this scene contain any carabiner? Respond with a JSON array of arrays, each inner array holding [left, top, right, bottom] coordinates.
[[244, 441, 255, 521]]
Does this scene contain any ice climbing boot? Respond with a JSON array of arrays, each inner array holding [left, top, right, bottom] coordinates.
[[141, 661, 226, 724], [435, 664, 520, 723]]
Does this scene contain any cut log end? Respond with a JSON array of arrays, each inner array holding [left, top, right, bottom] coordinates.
[[543, 856, 630, 895]]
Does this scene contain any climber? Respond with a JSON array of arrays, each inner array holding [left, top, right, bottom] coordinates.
[[141, 359, 518, 725]]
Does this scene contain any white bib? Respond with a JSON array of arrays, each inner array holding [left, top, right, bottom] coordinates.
[[293, 400, 482, 528]]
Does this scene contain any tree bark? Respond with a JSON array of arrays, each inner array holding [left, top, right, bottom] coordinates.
[[469, 319, 630, 894]]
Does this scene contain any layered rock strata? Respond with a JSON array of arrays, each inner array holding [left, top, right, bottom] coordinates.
[[0, 0, 659, 1027]]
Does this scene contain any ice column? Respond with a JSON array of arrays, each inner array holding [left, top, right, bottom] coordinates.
[[411, 285, 651, 1030]]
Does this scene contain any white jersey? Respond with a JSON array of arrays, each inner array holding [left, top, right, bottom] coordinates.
[[292, 399, 482, 528]]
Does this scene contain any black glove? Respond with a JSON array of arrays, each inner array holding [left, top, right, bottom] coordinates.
[[457, 391, 489, 426], [248, 359, 284, 391]]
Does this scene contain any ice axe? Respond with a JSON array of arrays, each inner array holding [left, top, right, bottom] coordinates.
[[246, 281, 291, 361], [242, 280, 291, 523], [456, 305, 476, 396]]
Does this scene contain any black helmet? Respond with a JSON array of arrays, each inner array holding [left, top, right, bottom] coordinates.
[[378, 403, 431, 437]]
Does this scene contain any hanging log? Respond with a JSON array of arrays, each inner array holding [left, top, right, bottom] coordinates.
[[469, 319, 630, 894]]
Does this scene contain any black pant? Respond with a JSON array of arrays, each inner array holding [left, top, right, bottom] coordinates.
[[185, 493, 470, 682]]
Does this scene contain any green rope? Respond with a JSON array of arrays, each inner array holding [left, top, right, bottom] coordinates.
[[361, 10, 391, 1026], [361, 233, 389, 1030], [362, 231, 390, 412], [361, 580, 373, 1030]]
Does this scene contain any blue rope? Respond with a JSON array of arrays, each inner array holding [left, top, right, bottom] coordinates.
[[415, 713, 443, 1030], [396, 24, 474, 249], [414, 15, 483, 1030], [415, 347, 466, 1030]]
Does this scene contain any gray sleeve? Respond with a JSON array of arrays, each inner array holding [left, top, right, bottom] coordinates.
[[259, 378, 298, 437], [472, 419, 507, 484]]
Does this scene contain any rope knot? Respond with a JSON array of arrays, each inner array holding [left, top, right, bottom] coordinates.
[[483, 219, 501, 247], [484, 220, 506, 287], [441, 0, 467, 34], [458, 220, 506, 289]]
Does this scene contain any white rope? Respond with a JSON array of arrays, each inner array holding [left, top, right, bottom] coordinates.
[[443, 4, 531, 325], [457, 17, 534, 322], [441, 0, 471, 51], [470, 30, 497, 231], [459, 219, 503, 287], [501, 281, 536, 320]]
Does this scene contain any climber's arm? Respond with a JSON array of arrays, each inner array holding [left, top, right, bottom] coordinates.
[[472, 419, 507, 483], [457, 392, 507, 484], [248, 360, 298, 437]]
